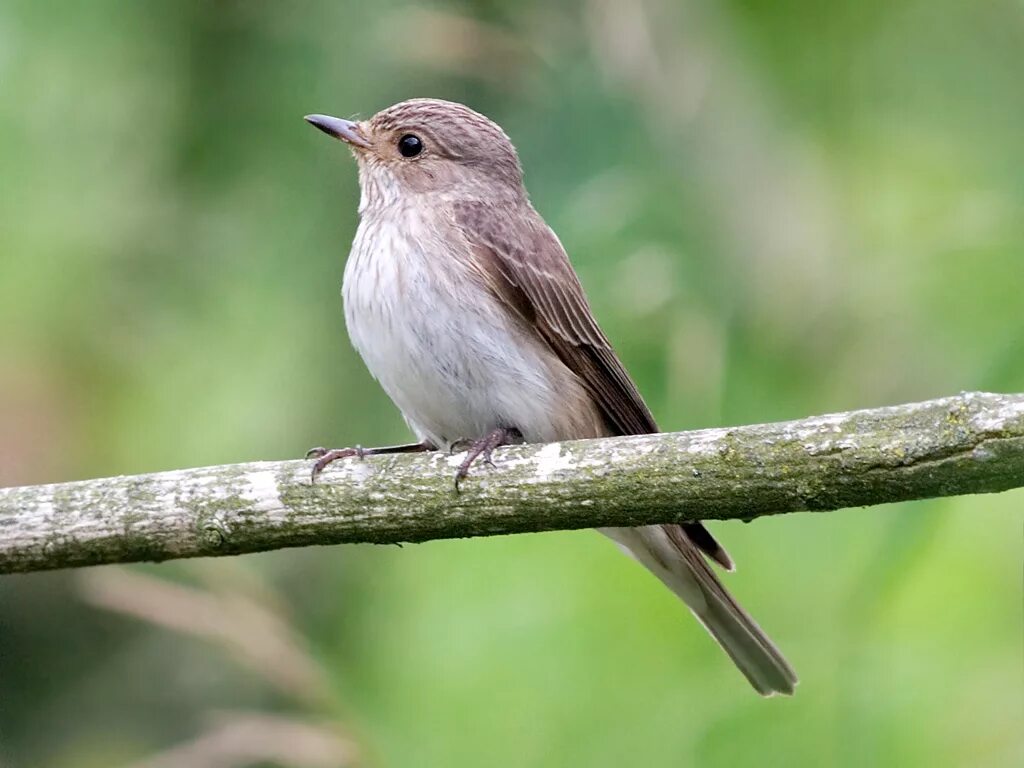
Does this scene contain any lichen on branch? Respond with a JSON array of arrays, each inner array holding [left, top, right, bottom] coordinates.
[[1, 392, 1022, 575]]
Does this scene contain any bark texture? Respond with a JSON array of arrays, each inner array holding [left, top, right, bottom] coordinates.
[[1, 392, 1022, 575]]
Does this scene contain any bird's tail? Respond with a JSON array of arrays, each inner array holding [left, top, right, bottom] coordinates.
[[602, 524, 797, 696]]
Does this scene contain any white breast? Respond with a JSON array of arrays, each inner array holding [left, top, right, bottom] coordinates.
[[342, 205, 600, 448]]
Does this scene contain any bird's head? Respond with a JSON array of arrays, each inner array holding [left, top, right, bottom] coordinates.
[[305, 98, 525, 209]]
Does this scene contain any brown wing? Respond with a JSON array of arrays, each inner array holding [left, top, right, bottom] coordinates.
[[451, 199, 657, 436], [451, 199, 733, 570]]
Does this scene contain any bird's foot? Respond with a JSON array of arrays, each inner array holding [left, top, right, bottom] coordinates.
[[306, 446, 366, 482], [453, 427, 522, 491], [306, 441, 434, 483], [448, 438, 472, 454]]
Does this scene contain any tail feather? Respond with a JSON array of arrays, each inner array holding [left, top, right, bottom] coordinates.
[[602, 524, 797, 696], [682, 521, 734, 571]]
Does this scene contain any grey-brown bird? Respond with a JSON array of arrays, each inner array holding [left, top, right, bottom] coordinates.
[[305, 98, 797, 696]]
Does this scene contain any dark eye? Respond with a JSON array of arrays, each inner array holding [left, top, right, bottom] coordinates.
[[397, 133, 423, 158]]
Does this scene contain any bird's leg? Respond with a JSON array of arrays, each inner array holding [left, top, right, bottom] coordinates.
[[453, 427, 522, 491], [306, 441, 434, 483]]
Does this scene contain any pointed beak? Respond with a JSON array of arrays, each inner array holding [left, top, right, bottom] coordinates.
[[304, 114, 372, 149]]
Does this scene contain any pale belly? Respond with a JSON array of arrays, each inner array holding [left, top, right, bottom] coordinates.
[[342, 214, 602, 448]]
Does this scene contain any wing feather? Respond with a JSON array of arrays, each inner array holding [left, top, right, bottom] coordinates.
[[451, 199, 656, 435], [450, 199, 733, 571]]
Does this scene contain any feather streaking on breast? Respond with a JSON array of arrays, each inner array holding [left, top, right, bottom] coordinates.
[[343, 202, 604, 449]]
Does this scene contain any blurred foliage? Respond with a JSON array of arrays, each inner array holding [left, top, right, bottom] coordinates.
[[2, 0, 1023, 766]]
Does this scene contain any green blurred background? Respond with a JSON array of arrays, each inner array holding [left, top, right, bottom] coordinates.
[[2, 0, 1023, 765]]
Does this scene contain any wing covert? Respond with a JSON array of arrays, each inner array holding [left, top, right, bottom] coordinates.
[[451, 199, 657, 437]]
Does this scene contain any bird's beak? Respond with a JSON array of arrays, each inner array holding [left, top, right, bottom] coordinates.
[[304, 114, 372, 149]]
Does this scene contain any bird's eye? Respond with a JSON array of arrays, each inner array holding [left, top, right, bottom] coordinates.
[[397, 133, 423, 158]]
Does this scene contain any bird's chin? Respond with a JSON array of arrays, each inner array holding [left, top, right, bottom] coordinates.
[[355, 159, 403, 208]]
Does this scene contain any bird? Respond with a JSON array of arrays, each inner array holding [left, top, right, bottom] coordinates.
[[304, 98, 797, 696]]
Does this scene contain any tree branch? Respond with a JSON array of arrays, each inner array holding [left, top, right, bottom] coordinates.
[[2, 392, 1022, 575]]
